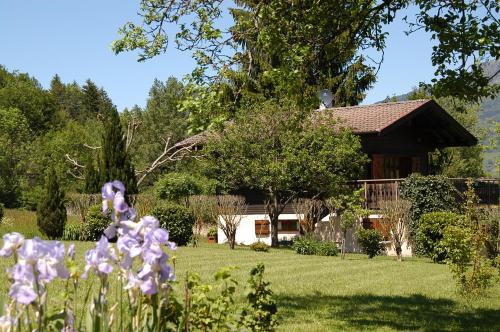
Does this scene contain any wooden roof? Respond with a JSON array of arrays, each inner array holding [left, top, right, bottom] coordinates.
[[176, 99, 477, 148], [314, 99, 477, 147], [316, 99, 431, 134]]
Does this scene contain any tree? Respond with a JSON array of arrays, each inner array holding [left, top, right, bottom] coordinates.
[[37, 168, 67, 239], [125, 78, 188, 185], [217, 195, 247, 250], [188, 195, 218, 247], [409, 0, 500, 101], [0, 66, 57, 133], [99, 107, 138, 194], [325, 188, 366, 259], [113, 1, 407, 131], [114, 1, 499, 131], [0, 107, 31, 207], [441, 181, 498, 297], [292, 199, 325, 236], [204, 99, 366, 247], [379, 200, 412, 262]]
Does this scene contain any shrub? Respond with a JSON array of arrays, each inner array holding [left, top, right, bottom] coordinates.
[[155, 172, 215, 202], [151, 203, 195, 246], [293, 236, 318, 255], [417, 211, 463, 262], [356, 228, 384, 258], [62, 223, 84, 241], [207, 226, 218, 237], [81, 205, 111, 241], [293, 236, 338, 256], [315, 241, 339, 256], [37, 169, 67, 239], [0, 202, 4, 221], [400, 174, 459, 253], [250, 241, 270, 252]]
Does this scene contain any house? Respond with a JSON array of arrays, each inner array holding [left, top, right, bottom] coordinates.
[[176, 99, 497, 251]]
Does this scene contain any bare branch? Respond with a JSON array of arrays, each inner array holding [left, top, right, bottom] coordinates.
[[65, 154, 85, 168], [83, 143, 101, 150], [135, 137, 198, 185]]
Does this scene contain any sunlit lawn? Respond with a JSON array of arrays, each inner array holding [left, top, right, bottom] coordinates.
[[0, 209, 499, 331]]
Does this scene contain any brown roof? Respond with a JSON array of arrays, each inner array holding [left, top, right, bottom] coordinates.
[[176, 99, 477, 148], [315, 99, 432, 134]]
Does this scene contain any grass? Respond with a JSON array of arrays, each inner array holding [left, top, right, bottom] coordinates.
[[0, 210, 499, 331]]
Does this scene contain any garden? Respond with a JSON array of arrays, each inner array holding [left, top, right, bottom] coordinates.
[[0, 175, 499, 331]]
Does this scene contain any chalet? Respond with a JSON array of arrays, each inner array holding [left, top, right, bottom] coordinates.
[[176, 99, 498, 252]]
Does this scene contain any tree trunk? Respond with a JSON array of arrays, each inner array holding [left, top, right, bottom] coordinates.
[[396, 244, 402, 262], [341, 231, 347, 259], [270, 211, 279, 247], [229, 234, 236, 250]]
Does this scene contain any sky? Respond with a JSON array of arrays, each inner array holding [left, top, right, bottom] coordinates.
[[0, 1, 436, 111]]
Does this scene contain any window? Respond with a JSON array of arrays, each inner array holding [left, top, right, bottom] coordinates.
[[278, 220, 299, 232], [255, 220, 270, 236]]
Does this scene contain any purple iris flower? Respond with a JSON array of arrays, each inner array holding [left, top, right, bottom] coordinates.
[[0, 232, 24, 257], [8, 264, 37, 305], [82, 236, 116, 279], [139, 277, 157, 295], [113, 192, 129, 213], [9, 281, 37, 305], [67, 243, 75, 260]]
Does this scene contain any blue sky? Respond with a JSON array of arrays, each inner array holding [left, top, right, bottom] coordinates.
[[0, 1, 436, 111]]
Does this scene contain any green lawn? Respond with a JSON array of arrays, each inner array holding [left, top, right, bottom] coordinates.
[[0, 210, 499, 331]]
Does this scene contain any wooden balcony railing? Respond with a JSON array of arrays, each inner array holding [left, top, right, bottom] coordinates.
[[349, 178, 499, 210]]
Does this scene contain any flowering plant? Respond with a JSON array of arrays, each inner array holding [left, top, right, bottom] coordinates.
[[0, 181, 278, 332], [0, 181, 177, 332]]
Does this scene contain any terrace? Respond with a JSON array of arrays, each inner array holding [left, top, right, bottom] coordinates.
[[350, 178, 499, 209]]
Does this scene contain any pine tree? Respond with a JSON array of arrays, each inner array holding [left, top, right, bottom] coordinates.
[[100, 107, 138, 194], [37, 168, 67, 239], [83, 158, 100, 194]]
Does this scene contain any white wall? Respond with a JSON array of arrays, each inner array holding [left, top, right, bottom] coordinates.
[[218, 213, 413, 257], [217, 214, 300, 246]]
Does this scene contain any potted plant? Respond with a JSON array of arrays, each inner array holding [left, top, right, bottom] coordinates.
[[207, 227, 218, 244]]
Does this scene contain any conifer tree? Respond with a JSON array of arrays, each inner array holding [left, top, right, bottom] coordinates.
[[83, 158, 100, 194], [100, 107, 138, 194], [37, 168, 67, 239]]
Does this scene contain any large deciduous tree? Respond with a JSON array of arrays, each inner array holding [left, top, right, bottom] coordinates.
[[114, 1, 499, 133], [204, 99, 367, 246]]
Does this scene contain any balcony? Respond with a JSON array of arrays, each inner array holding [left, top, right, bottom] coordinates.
[[349, 178, 499, 210]]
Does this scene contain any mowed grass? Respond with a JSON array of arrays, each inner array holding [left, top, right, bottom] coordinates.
[[0, 210, 499, 331]]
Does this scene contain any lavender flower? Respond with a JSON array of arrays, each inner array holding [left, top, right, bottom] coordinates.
[[0, 315, 14, 331], [0, 232, 24, 257], [82, 236, 116, 279], [6, 238, 70, 305]]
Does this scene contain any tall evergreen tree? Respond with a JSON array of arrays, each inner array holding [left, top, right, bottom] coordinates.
[[100, 107, 138, 194], [82, 79, 101, 120], [37, 168, 67, 239], [83, 158, 101, 194]]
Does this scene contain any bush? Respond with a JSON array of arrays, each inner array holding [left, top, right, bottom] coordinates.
[[315, 241, 339, 256], [81, 205, 111, 241], [207, 226, 218, 237], [293, 236, 338, 256], [62, 223, 84, 241], [417, 212, 463, 262], [250, 241, 270, 252], [0, 203, 4, 221], [151, 203, 195, 246], [155, 172, 216, 202], [356, 228, 384, 258], [400, 174, 459, 253], [293, 236, 318, 255], [37, 169, 67, 239]]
